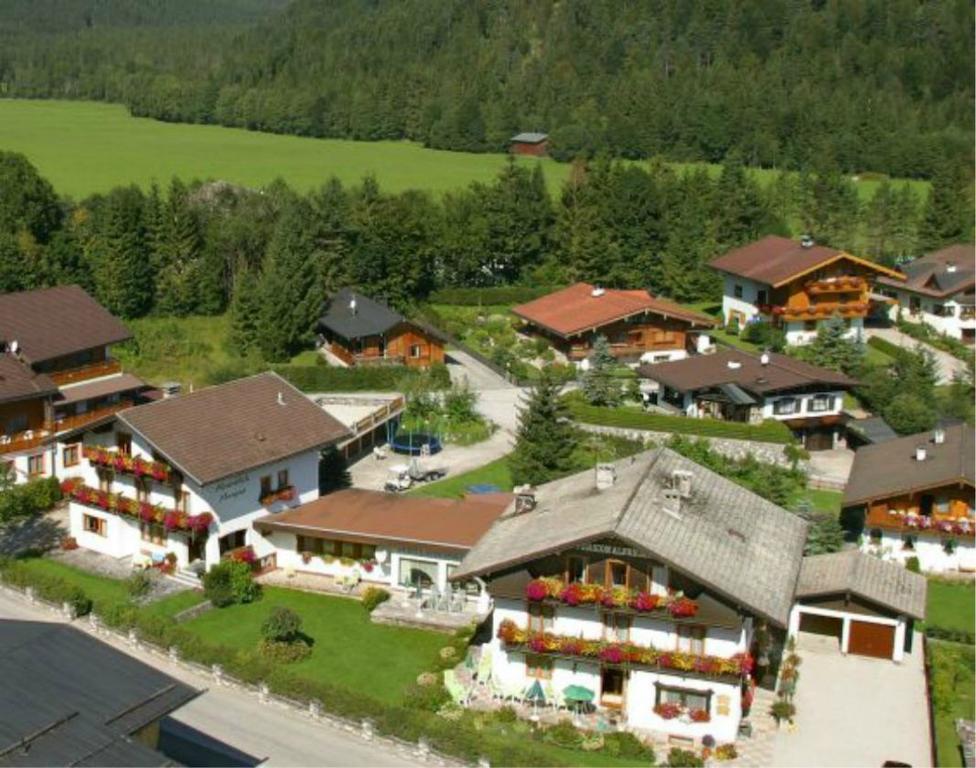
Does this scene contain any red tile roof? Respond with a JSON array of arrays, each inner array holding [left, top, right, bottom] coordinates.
[[255, 489, 513, 552], [511, 283, 714, 338], [710, 236, 904, 287]]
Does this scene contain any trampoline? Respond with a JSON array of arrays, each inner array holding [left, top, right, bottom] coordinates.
[[389, 432, 443, 456]]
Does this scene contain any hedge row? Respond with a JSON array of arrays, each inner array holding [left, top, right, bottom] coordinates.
[[273, 362, 451, 393], [924, 625, 975, 646], [896, 319, 975, 363], [0, 476, 62, 525], [867, 335, 915, 364], [428, 285, 561, 306], [564, 395, 794, 444], [0, 563, 597, 767]]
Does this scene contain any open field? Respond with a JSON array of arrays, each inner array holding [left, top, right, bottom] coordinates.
[[928, 640, 975, 767], [0, 99, 929, 201], [925, 579, 976, 636]]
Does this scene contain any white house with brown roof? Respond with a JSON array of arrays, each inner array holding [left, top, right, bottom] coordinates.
[[876, 244, 976, 345], [64, 372, 349, 574], [710, 236, 904, 346]]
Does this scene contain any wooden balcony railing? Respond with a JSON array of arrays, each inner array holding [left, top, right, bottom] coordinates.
[[776, 302, 869, 321], [351, 396, 405, 434], [0, 427, 54, 455], [48, 359, 122, 386], [54, 399, 134, 434], [805, 277, 867, 295], [866, 505, 975, 538]]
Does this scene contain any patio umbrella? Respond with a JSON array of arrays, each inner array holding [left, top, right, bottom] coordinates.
[[525, 679, 546, 720], [562, 685, 595, 724]]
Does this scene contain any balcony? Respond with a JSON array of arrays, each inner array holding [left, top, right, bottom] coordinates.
[[259, 485, 296, 506], [84, 446, 172, 483], [48, 359, 122, 386], [805, 276, 867, 295], [53, 399, 134, 434], [0, 427, 54, 455], [525, 577, 700, 620], [60, 478, 213, 534], [774, 302, 869, 321], [865, 504, 974, 538]]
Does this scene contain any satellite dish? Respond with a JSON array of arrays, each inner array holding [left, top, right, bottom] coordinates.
[[375, 549, 388, 564]]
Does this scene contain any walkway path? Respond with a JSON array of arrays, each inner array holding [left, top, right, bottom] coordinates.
[[865, 327, 969, 384], [0, 587, 421, 767]]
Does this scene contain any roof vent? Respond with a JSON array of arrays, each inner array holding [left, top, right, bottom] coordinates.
[[760, 351, 770, 366], [662, 488, 682, 519], [915, 445, 927, 462], [946, 263, 957, 273], [8, 340, 18, 356], [349, 296, 357, 315], [933, 427, 946, 444], [727, 527, 746, 543], [671, 469, 693, 499], [159, 381, 182, 399], [591, 286, 605, 298], [512, 485, 536, 515], [277, 392, 286, 406], [596, 463, 617, 491], [727, 360, 742, 370], [800, 235, 815, 249]]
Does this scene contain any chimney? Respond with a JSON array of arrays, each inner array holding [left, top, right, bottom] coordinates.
[[800, 235, 814, 249], [596, 463, 617, 491], [672, 469, 693, 499], [915, 445, 927, 462], [277, 392, 286, 406], [727, 360, 742, 370], [513, 485, 536, 515], [349, 295, 357, 315], [760, 351, 770, 366], [159, 381, 182, 399], [933, 427, 946, 445], [591, 286, 606, 298]]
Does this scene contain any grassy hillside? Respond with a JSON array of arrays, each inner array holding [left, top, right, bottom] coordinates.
[[0, 99, 929, 201]]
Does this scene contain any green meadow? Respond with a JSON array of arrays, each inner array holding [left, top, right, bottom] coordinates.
[[0, 99, 928, 201]]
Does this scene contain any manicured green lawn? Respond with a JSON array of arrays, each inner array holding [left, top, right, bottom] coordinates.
[[142, 588, 207, 618], [14, 557, 132, 610], [0, 99, 929, 201], [928, 640, 975, 767], [926, 580, 976, 635], [409, 456, 513, 498], [180, 586, 444, 703], [788, 488, 843, 515]]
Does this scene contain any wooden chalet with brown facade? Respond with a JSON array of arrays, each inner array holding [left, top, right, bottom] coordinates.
[[512, 283, 715, 366], [318, 289, 446, 368]]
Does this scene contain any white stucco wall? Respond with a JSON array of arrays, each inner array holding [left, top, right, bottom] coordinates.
[[721, 275, 765, 327], [887, 290, 975, 340], [784, 317, 864, 346], [68, 502, 191, 565], [788, 603, 907, 662], [760, 390, 846, 422], [861, 530, 976, 573]]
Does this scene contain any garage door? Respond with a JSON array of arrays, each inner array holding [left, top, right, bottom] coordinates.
[[799, 612, 843, 639], [848, 621, 895, 659], [804, 429, 834, 451]]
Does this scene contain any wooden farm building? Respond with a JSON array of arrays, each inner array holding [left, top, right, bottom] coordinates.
[[509, 132, 549, 157]]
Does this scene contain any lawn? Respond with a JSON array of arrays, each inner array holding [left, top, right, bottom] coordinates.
[[787, 488, 843, 516], [0, 99, 929, 201], [180, 586, 444, 704], [925, 580, 975, 636], [12, 557, 132, 610], [928, 640, 975, 767], [409, 455, 513, 498]]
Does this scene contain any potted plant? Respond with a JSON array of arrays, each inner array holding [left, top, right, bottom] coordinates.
[[770, 699, 795, 727]]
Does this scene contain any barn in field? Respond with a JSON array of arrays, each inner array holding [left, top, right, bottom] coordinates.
[[509, 132, 549, 157]]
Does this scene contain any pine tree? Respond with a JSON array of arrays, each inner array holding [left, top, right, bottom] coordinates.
[[510, 368, 578, 487], [580, 335, 621, 406], [797, 316, 864, 375], [228, 268, 262, 356], [89, 186, 152, 318], [658, 169, 719, 302], [713, 151, 767, 250], [155, 178, 204, 315], [918, 159, 973, 251]]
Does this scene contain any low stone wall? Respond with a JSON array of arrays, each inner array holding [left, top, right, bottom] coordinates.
[[575, 422, 807, 470], [173, 598, 214, 623]]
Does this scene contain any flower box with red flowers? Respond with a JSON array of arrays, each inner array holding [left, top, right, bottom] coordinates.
[[524, 577, 698, 618], [654, 702, 682, 720], [690, 708, 711, 722], [260, 486, 296, 506], [84, 447, 171, 483], [61, 477, 212, 535]]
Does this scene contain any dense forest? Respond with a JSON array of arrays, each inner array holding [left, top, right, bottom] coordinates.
[[1, 0, 972, 178], [1, 148, 971, 362]]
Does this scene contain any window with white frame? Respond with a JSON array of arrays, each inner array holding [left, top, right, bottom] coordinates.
[[655, 684, 710, 712], [398, 557, 438, 589], [809, 394, 833, 413], [676, 624, 705, 654], [773, 397, 798, 415]]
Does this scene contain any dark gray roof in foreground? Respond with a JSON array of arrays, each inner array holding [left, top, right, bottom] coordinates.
[[318, 288, 404, 340], [797, 550, 927, 619], [454, 448, 808, 626], [847, 416, 898, 445], [0, 619, 199, 767]]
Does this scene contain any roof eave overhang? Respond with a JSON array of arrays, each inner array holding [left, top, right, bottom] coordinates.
[[842, 476, 976, 509], [256, 518, 472, 554], [770, 253, 905, 288]]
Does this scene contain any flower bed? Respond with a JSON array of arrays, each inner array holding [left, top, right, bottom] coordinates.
[[903, 513, 973, 537], [84, 446, 171, 483], [497, 619, 752, 681], [260, 486, 296, 506], [525, 577, 699, 618], [60, 478, 213, 535]]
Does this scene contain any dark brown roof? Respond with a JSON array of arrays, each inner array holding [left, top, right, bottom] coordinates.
[[0, 286, 132, 364], [877, 244, 975, 299], [118, 372, 350, 486], [512, 283, 714, 338], [56, 373, 146, 406], [255, 489, 513, 551], [710, 236, 904, 287], [843, 424, 975, 507], [0, 355, 57, 404], [637, 349, 854, 396]]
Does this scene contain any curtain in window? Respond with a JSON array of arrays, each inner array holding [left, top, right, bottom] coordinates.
[[398, 558, 439, 588]]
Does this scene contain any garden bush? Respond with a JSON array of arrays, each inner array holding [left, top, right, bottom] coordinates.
[[273, 364, 420, 392], [0, 476, 63, 524], [127, 571, 153, 599], [361, 587, 390, 613], [602, 731, 654, 761], [906, 556, 921, 573], [259, 638, 312, 663], [203, 560, 260, 607], [542, 719, 584, 749], [261, 606, 303, 642], [667, 747, 705, 767], [925, 625, 976, 645], [0, 557, 92, 615]]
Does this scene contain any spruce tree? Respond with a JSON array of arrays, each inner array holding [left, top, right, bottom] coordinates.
[[510, 367, 577, 487], [228, 268, 262, 356], [797, 316, 864, 375], [713, 151, 767, 250], [155, 178, 204, 315], [89, 186, 153, 318], [918, 160, 973, 251], [581, 335, 621, 406]]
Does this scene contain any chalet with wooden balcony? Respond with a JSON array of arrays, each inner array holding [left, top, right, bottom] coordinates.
[[0, 285, 151, 483], [845, 424, 975, 573], [511, 283, 715, 367], [711, 236, 904, 346], [318, 288, 446, 368], [876, 244, 976, 345], [64, 372, 349, 574], [637, 349, 856, 450]]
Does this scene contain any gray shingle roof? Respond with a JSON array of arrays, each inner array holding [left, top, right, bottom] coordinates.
[[511, 132, 548, 143], [454, 448, 808, 626], [797, 550, 927, 619], [318, 288, 404, 340]]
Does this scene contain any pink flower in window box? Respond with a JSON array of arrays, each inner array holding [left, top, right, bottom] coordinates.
[[654, 702, 681, 720], [139, 503, 156, 522], [690, 708, 711, 723], [525, 579, 550, 602], [668, 597, 699, 618], [599, 644, 626, 664], [631, 592, 661, 612], [528, 634, 548, 653], [560, 582, 584, 606]]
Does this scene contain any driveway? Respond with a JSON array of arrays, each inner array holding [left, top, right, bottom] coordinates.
[[806, 448, 854, 489], [771, 632, 932, 767], [0, 588, 420, 767], [864, 327, 967, 384], [445, 348, 527, 434]]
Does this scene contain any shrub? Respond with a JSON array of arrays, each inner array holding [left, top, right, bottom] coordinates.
[[127, 571, 153, 599], [0, 558, 92, 615], [493, 705, 518, 724], [273, 364, 419, 392], [402, 679, 450, 712], [602, 732, 654, 761], [100, 601, 139, 628], [543, 720, 583, 749], [906, 556, 921, 574], [742, 321, 787, 352], [666, 747, 704, 767], [360, 586, 391, 613], [0, 476, 63, 524], [203, 560, 260, 607], [716, 743, 738, 761], [261, 606, 302, 643], [771, 700, 796, 722], [259, 638, 312, 663]]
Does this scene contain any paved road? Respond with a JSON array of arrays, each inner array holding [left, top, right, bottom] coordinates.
[[865, 326, 968, 384], [0, 589, 421, 768], [445, 348, 527, 434]]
